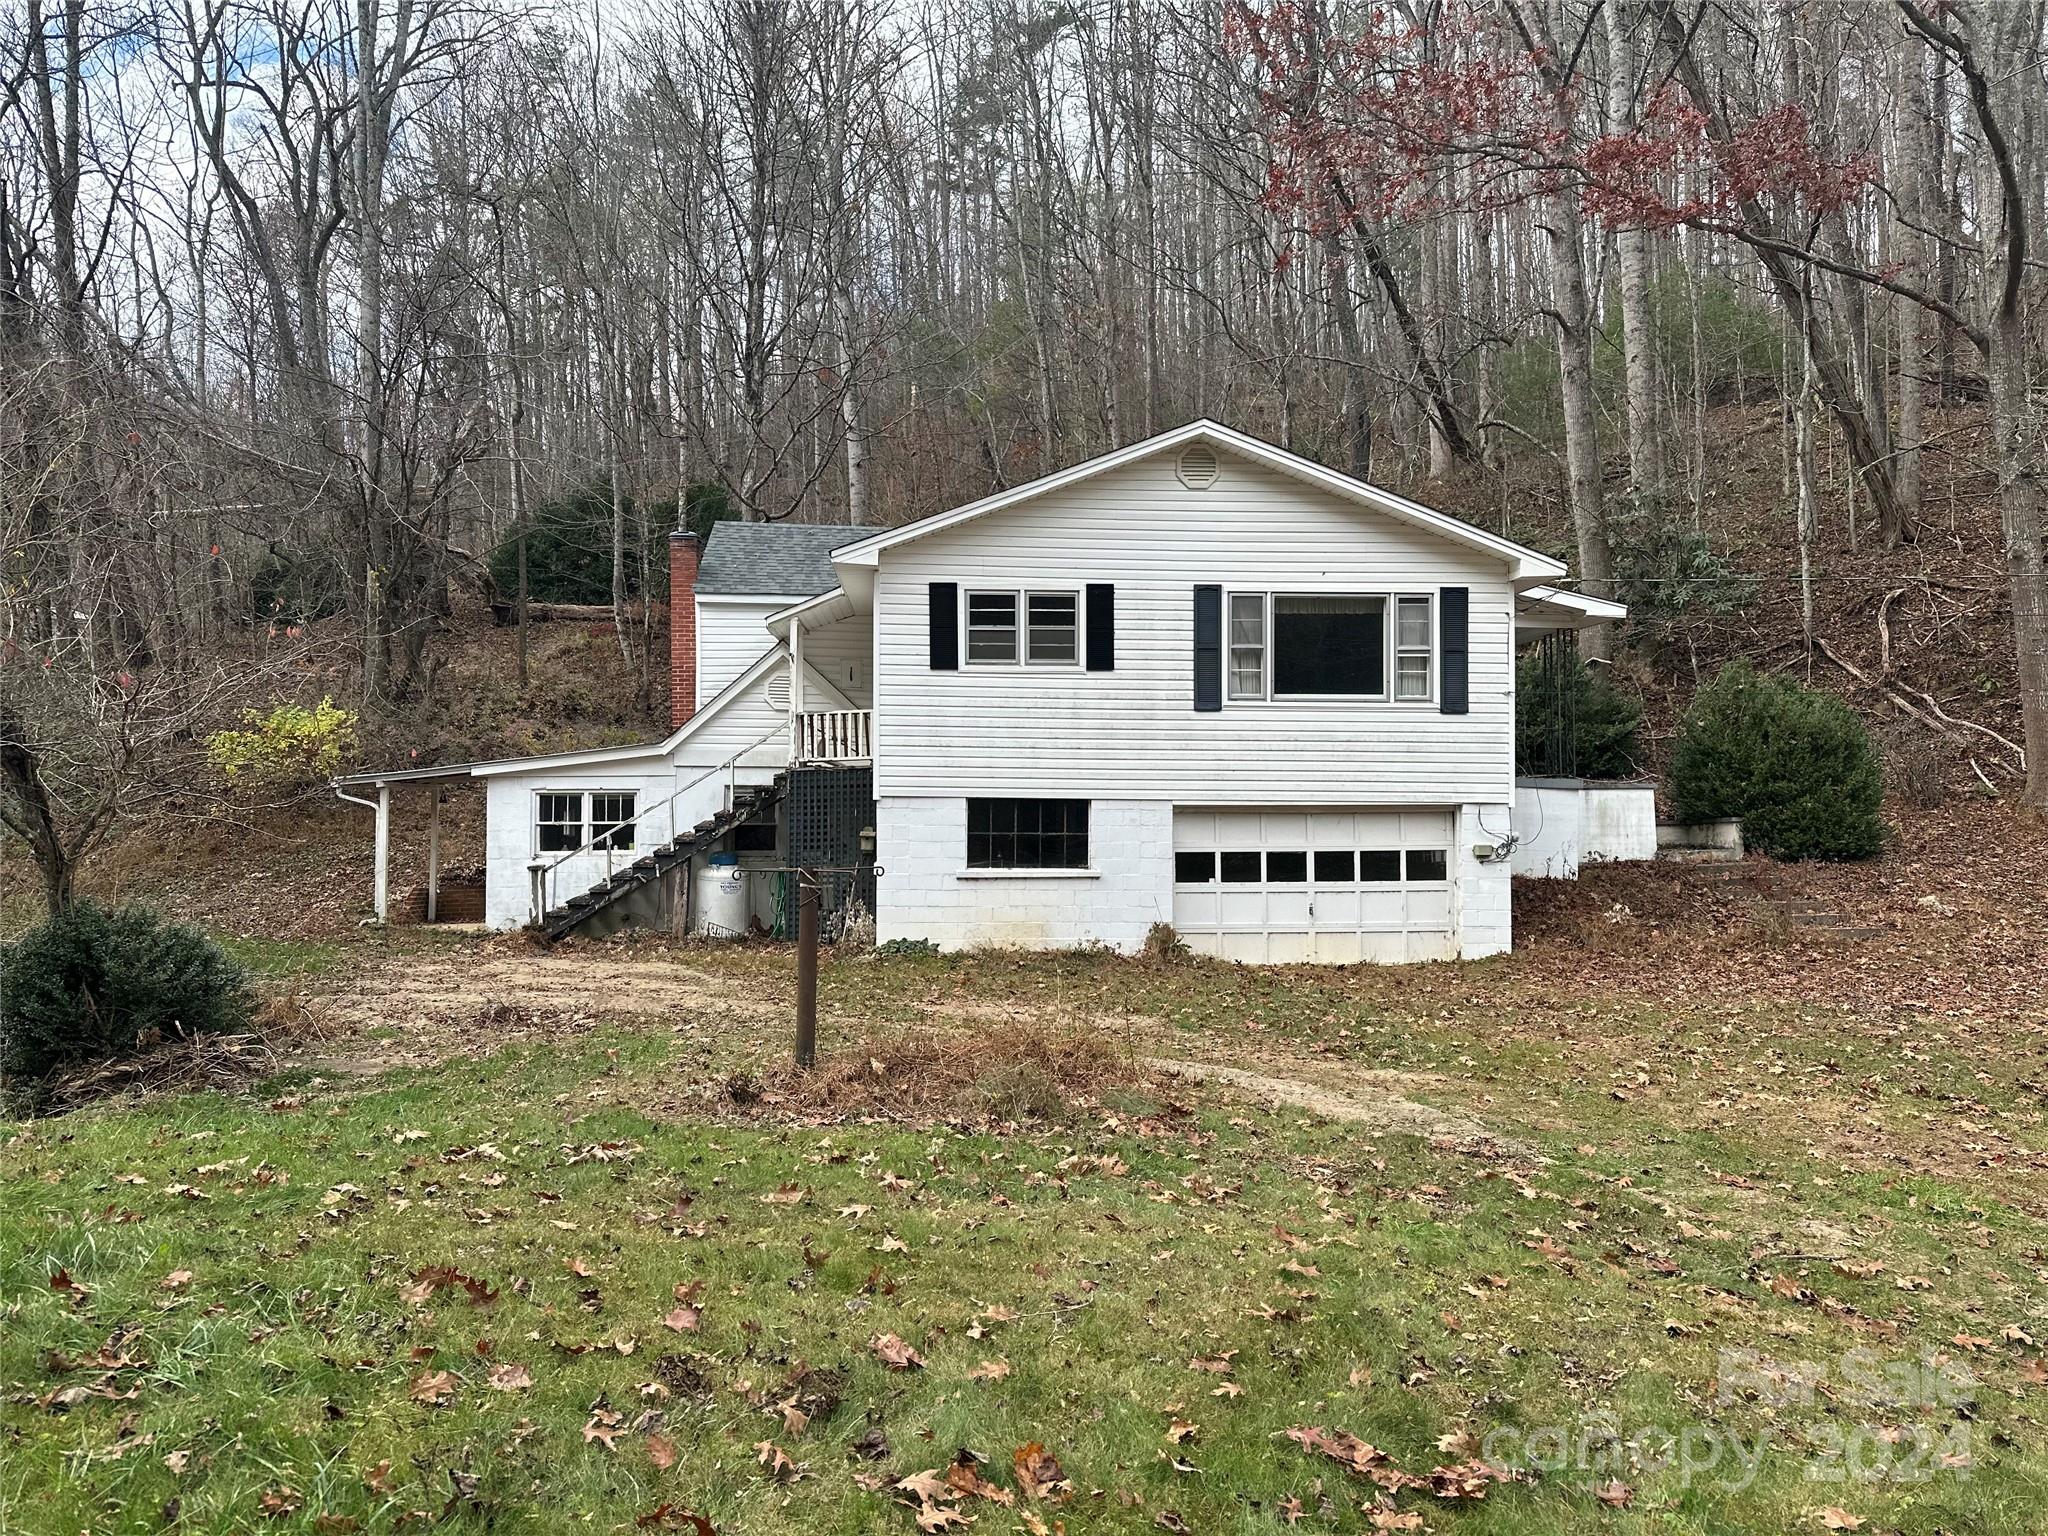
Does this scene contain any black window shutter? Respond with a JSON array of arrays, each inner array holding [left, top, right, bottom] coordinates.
[[928, 582, 958, 670], [1085, 583, 1114, 671], [1440, 586, 1469, 715], [1193, 585, 1222, 711]]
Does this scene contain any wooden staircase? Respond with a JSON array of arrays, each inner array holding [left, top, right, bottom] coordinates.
[[539, 778, 784, 943]]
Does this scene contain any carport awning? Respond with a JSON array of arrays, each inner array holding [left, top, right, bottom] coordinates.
[[331, 762, 485, 789], [1515, 586, 1627, 635]]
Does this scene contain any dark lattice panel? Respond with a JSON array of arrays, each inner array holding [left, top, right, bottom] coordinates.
[[786, 766, 877, 928]]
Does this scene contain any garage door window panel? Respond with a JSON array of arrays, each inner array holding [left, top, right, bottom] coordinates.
[[1220, 851, 1262, 882], [1266, 850, 1308, 882], [1359, 849, 1402, 881], [1406, 849, 1449, 882], [1315, 850, 1355, 882]]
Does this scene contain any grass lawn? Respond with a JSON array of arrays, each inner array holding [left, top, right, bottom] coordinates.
[[3, 937, 2045, 1535]]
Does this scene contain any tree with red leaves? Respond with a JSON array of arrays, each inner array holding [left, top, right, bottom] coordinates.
[[1587, 0, 2046, 809], [1230, 0, 1619, 653]]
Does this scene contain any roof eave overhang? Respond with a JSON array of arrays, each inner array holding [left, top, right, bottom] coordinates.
[[1515, 585, 1629, 633]]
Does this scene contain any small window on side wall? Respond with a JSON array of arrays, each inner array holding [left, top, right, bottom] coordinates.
[[966, 592, 1019, 663], [1027, 592, 1078, 663], [537, 792, 583, 853], [589, 792, 637, 851]]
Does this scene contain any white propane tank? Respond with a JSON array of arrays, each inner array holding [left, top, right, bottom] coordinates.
[[691, 857, 749, 938]]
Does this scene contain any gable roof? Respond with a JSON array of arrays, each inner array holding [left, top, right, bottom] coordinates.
[[697, 521, 867, 597], [829, 420, 1568, 585]]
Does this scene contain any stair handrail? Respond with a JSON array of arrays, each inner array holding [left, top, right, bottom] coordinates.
[[528, 722, 789, 925]]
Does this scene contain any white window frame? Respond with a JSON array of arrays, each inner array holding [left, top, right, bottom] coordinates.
[[588, 790, 638, 852], [1393, 593, 1435, 703], [964, 588, 1082, 668], [964, 590, 1019, 665], [1228, 592, 1268, 700], [535, 790, 585, 854], [1222, 589, 1439, 705], [1024, 590, 1080, 665]]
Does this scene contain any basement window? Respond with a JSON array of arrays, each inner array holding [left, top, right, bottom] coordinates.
[[967, 798, 1089, 869]]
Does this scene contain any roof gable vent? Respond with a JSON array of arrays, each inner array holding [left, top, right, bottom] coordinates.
[[764, 671, 792, 711], [1175, 442, 1220, 489]]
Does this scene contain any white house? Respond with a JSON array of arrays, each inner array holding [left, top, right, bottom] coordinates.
[[334, 421, 1629, 962]]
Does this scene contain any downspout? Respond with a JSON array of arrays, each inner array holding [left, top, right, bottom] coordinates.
[[332, 782, 390, 924]]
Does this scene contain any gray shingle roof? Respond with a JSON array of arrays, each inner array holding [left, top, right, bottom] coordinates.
[[695, 521, 867, 597]]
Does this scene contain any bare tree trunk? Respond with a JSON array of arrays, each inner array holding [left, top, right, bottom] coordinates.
[[1795, 336, 1819, 659], [1545, 191, 1614, 659], [510, 331, 532, 688], [1891, 31, 1928, 527], [0, 706, 73, 914], [1321, 229, 1372, 479], [1606, 0, 1662, 498]]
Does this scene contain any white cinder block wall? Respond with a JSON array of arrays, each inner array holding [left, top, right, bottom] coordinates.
[[1455, 802, 1514, 957], [876, 797, 1173, 952], [483, 765, 680, 930]]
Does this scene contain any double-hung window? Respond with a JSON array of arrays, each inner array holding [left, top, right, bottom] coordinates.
[[589, 792, 637, 851], [536, 792, 584, 853], [1394, 594, 1433, 701], [1224, 591, 1436, 701], [966, 590, 1079, 666], [1228, 593, 1266, 699], [1026, 592, 1078, 663], [966, 592, 1019, 663]]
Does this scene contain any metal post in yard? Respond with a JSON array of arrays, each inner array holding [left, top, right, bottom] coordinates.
[[427, 788, 441, 923], [794, 868, 819, 1069], [374, 783, 391, 923]]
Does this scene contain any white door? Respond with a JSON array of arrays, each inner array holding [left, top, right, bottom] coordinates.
[[1171, 809, 1457, 964]]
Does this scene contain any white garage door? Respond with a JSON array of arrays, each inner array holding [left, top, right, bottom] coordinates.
[[1172, 808, 1457, 964]]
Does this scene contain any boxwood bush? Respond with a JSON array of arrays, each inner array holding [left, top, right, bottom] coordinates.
[[1, 901, 253, 1097], [1671, 662, 1884, 861]]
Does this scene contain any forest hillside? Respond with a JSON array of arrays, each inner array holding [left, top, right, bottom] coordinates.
[[2, 0, 2043, 931]]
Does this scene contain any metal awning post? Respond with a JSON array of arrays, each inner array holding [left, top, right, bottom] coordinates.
[[789, 620, 806, 768], [427, 788, 442, 923], [794, 868, 818, 1070], [374, 783, 391, 924]]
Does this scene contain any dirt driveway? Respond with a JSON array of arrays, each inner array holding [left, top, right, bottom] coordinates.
[[315, 938, 1510, 1146]]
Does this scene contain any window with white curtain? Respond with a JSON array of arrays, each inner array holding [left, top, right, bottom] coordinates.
[[1228, 593, 1267, 699], [1394, 594, 1433, 700]]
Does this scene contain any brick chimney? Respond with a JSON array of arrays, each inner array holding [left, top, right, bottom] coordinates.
[[668, 530, 701, 729]]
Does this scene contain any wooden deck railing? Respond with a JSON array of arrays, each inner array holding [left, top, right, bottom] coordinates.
[[796, 709, 872, 764]]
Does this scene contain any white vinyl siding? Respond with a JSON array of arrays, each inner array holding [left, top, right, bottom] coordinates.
[[870, 448, 1513, 805], [797, 615, 871, 707], [696, 596, 786, 706]]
